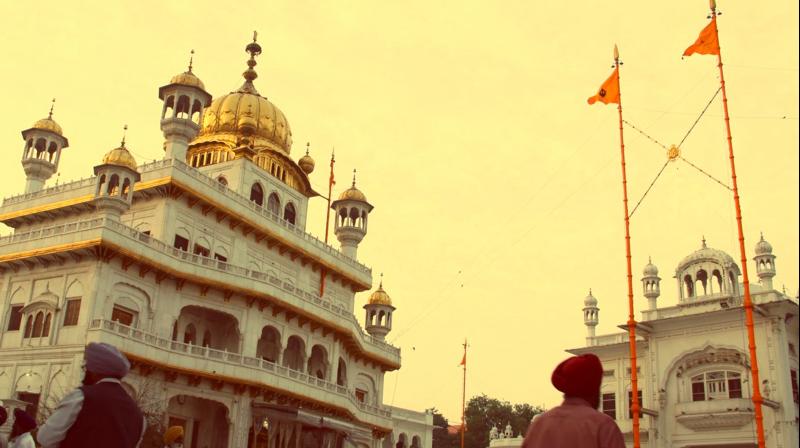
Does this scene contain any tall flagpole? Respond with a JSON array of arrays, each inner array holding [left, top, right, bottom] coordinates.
[[614, 45, 641, 448], [460, 339, 467, 448], [708, 1, 766, 445], [319, 149, 335, 297]]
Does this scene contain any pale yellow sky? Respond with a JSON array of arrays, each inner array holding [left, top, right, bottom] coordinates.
[[0, 1, 797, 422]]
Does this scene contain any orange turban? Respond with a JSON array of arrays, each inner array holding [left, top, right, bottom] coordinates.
[[551, 354, 603, 408], [164, 425, 184, 444]]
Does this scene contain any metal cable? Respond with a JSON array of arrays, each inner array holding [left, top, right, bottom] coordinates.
[[623, 120, 669, 150], [679, 156, 732, 190], [678, 87, 722, 148], [629, 160, 670, 219]]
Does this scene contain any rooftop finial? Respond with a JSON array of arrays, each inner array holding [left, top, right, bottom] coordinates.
[[48, 98, 56, 119], [613, 44, 619, 61], [648, 256, 652, 264], [241, 31, 263, 92], [120, 124, 128, 148], [589, 288, 592, 295], [379, 272, 384, 289], [352, 169, 357, 187], [306, 142, 310, 156], [188, 49, 195, 73], [701, 236, 707, 248], [759, 232, 764, 241]]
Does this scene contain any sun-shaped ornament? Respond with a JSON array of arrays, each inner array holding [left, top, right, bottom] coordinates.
[[667, 144, 681, 161]]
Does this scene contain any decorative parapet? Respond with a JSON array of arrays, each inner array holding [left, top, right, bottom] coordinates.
[[0, 158, 370, 276], [0, 217, 400, 365], [88, 319, 392, 426], [674, 398, 754, 431]]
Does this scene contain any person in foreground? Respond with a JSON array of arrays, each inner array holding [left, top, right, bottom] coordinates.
[[8, 409, 36, 448], [521, 353, 625, 448], [37, 342, 145, 448], [163, 425, 184, 448]]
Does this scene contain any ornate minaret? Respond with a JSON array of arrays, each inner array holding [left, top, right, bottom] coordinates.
[[158, 50, 212, 161], [331, 170, 373, 259], [583, 289, 599, 345], [92, 127, 140, 220], [642, 257, 661, 310], [363, 275, 394, 340], [21, 99, 69, 193], [753, 233, 776, 290]]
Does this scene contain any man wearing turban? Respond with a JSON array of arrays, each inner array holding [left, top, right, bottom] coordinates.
[[163, 425, 184, 448], [521, 354, 624, 448], [8, 409, 36, 448], [37, 343, 145, 448]]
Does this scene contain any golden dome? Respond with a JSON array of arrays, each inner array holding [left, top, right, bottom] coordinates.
[[197, 91, 292, 154], [32, 117, 63, 136], [338, 186, 367, 202], [102, 146, 138, 171], [368, 284, 392, 306], [298, 143, 315, 174], [193, 36, 292, 155], [170, 71, 205, 90]]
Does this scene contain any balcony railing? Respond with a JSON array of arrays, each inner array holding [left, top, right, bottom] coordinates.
[[89, 318, 391, 419], [0, 216, 399, 361], [1, 157, 370, 274]]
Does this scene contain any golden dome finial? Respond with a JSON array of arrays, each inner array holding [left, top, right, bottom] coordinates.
[[240, 31, 263, 93], [379, 272, 384, 289], [188, 49, 195, 73], [120, 124, 128, 148], [48, 98, 56, 119], [352, 168, 357, 187], [306, 142, 310, 156]]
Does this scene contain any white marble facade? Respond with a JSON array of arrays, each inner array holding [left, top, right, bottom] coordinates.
[[573, 238, 799, 448], [0, 37, 431, 448]]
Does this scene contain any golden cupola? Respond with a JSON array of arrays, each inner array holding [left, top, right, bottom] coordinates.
[[187, 34, 316, 197]]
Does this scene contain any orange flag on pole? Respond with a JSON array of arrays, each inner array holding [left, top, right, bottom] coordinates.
[[459, 351, 466, 367], [683, 19, 719, 56], [587, 66, 620, 105]]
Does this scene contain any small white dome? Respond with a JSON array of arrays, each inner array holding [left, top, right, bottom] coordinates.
[[643, 258, 659, 276], [584, 290, 598, 307], [754, 234, 773, 256]]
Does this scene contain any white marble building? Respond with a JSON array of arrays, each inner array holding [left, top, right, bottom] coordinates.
[[571, 238, 799, 448], [0, 36, 431, 448]]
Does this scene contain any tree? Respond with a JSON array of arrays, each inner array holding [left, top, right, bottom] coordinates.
[[428, 407, 458, 448], [463, 394, 544, 448]]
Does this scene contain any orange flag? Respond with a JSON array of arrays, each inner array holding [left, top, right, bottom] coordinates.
[[459, 352, 466, 367], [683, 19, 719, 56], [587, 66, 620, 105]]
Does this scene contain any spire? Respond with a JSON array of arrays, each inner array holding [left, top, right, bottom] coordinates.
[[188, 49, 195, 73], [352, 168, 357, 187], [120, 124, 128, 148], [239, 31, 262, 94], [306, 142, 311, 156], [379, 272, 384, 289], [701, 236, 707, 248], [48, 98, 56, 119]]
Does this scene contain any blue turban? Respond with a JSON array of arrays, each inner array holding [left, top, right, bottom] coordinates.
[[85, 342, 130, 377]]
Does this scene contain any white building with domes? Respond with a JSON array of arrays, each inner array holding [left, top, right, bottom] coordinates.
[[0, 36, 431, 448], [571, 237, 799, 448]]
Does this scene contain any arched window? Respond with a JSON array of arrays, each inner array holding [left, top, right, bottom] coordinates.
[[32, 312, 44, 338], [284, 203, 296, 225], [184, 323, 197, 345], [121, 178, 131, 200], [202, 330, 212, 347], [691, 371, 742, 401], [337, 358, 347, 387], [47, 141, 58, 162], [43, 313, 52, 337], [107, 174, 120, 196], [24, 316, 33, 338], [250, 183, 264, 206], [683, 275, 694, 298], [163, 95, 175, 119], [191, 100, 203, 124], [696, 270, 708, 296], [176, 95, 191, 119], [282, 336, 306, 372], [711, 270, 723, 294], [267, 193, 280, 216]]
